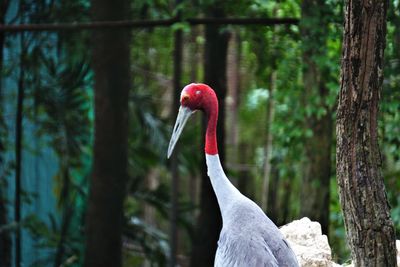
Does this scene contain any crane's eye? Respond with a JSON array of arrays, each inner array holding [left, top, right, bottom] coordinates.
[[181, 94, 190, 103]]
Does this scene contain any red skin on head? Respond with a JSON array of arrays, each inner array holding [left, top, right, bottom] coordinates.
[[180, 83, 219, 155]]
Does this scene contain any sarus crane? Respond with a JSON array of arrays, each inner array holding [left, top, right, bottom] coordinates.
[[168, 83, 299, 267]]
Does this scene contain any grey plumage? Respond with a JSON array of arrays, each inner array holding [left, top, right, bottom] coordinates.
[[206, 154, 299, 267], [214, 199, 298, 267]]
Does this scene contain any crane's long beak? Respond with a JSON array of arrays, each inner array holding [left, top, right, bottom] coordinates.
[[167, 106, 194, 159]]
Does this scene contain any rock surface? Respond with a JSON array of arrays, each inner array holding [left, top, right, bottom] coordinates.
[[280, 217, 339, 267], [397, 240, 400, 266], [280, 217, 400, 267]]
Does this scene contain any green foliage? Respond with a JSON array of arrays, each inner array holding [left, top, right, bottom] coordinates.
[[124, 195, 170, 266], [1, 2, 93, 266], [123, 182, 196, 265], [382, 9, 400, 236], [22, 43, 91, 266], [329, 178, 351, 263], [125, 74, 200, 264], [23, 213, 84, 267], [249, 0, 300, 18], [237, 2, 305, 220], [131, 0, 174, 19]]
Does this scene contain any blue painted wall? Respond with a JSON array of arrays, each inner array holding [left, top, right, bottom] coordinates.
[[3, 1, 60, 266]]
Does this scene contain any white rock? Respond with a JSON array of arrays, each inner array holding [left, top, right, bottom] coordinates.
[[397, 240, 400, 266], [280, 217, 400, 267], [280, 217, 336, 267]]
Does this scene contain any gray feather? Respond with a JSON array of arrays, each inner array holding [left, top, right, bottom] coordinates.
[[206, 154, 299, 267], [214, 196, 298, 267]]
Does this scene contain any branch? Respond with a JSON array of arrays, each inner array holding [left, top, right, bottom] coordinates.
[[188, 17, 299, 25], [0, 17, 299, 32]]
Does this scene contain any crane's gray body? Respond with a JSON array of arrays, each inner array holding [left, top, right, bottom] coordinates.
[[206, 154, 299, 267]]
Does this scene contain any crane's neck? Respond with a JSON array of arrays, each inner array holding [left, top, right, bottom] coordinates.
[[204, 92, 218, 155], [203, 93, 243, 221], [205, 154, 242, 221]]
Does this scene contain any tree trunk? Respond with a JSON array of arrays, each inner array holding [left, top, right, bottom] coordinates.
[[190, 25, 201, 83], [267, 160, 280, 224], [237, 144, 255, 200], [190, 6, 228, 267], [54, 167, 73, 267], [280, 175, 293, 225], [84, 0, 131, 266], [261, 70, 276, 212], [169, 2, 182, 264], [189, 25, 200, 208], [300, 113, 332, 234], [226, 30, 240, 162], [299, 0, 332, 235], [15, 25, 26, 267], [337, 1, 397, 266]]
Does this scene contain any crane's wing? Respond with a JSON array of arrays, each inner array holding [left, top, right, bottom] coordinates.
[[214, 199, 299, 267], [258, 217, 299, 266], [215, 228, 279, 267]]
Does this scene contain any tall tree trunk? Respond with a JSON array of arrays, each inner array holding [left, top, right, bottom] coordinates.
[[169, 1, 182, 264], [300, 113, 332, 234], [237, 144, 254, 200], [280, 174, 293, 225], [337, 1, 397, 266], [261, 70, 276, 211], [190, 6, 228, 267], [0, 1, 11, 266], [226, 30, 240, 163], [228, 31, 256, 201], [189, 26, 200, 208], [299, 0, 332, 235], [84, 0, 131, 266], [267, 160, 280, 224], [15, 25, 26, 267], [54, 167, 73, 267]]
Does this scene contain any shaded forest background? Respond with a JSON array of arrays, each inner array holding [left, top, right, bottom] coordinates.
[[0, 0, 399, 266]]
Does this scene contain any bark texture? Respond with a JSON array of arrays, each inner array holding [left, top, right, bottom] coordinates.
[[337, 1, 397, 266], [190, 6, 228, 267], [299, 0, 332, 235], [84, 0, 131, 266]]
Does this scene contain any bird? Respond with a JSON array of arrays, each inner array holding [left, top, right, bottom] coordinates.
[[168, 83, 299, 267]]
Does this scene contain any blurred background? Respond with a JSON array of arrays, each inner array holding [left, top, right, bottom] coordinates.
[[0, 0, 399, 266]]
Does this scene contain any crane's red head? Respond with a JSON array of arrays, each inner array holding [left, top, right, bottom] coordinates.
[[168, 83, 219, 158], [180, 83, 217, 113]]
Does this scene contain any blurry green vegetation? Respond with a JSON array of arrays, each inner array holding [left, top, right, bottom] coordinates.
[[0, 0, 399, 266]]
